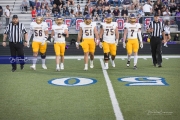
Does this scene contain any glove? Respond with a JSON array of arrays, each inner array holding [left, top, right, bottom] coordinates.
[[76, 42, 80, 49], [95, 39, 100, 45], [41, 37, 47, 45], [99, 42, 103, 48], [115, 39, 119, 46], [62, 33, 67, 37], [123, 42, 126, 48], [140, 42, 143, 48]]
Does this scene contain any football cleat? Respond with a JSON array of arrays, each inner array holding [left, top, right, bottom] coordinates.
[[110, 59, 115, 67], [84, 67, 88, 71], [127, 61, 130, 67], [158, 64, 162, 68], [104, 66, 109, 70], [133, 66, 137, 70], [60, 64, 64, 70], [56, 68, 60, 71], [30, 65, 36, 70], [90, 61, 94, 68], [42, 64, 47, 69]]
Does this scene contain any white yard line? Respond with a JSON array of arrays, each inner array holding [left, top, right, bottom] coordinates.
[[100, 59, 124, 120], [45, 55, 180, 59]]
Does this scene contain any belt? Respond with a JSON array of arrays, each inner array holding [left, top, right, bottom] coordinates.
[[151, 36, 161, 38], [9, 42, 22, 44]]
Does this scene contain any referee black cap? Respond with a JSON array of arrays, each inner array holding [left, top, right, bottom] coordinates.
[[12, 15, 18, 19]]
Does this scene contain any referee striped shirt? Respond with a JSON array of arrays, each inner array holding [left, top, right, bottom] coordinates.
[[148, 21, 165, 37], [4, 22, 27, 42]]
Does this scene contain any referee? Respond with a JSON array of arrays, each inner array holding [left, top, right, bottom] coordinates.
[[2, 15, 28, 72], [147, 13, 165, 67]]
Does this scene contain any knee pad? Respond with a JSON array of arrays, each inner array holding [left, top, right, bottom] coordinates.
[[40, 53, 46, 59], [104, 53, 109, 60]]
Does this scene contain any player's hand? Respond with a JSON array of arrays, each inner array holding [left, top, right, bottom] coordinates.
[[76, 42, 80, 49], [95, 39, 100, 46], [41, 40, 46, 45], [2, 42, 6, 47], [115, 39, 119, 46], [41, 37, 47, 45], [140, 42, 143, 48], [99, 42, 103, 48], [123, 42, 126, 48]]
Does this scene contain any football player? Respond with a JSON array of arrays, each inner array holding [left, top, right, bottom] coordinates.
[[99, 13, 119, 69], [51, 16, 69, 71], [123, 14, 143, 69], [76, 14, 99, 70], [28, 15, 49, 70]]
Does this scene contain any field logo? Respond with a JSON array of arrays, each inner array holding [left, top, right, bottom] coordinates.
[[118, 77, 168, 86], [48, 77, 97, 86]]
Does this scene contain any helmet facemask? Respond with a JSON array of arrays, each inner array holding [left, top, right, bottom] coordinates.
[[106, 18, 112, 24], [56, 18, 63, 25], [36, 16, 43, 24], [84, 18, 92, 25]]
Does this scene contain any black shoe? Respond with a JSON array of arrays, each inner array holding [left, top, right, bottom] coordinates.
[[127, 61, 130, 67], [11, 68, 16, 72], [153, 64, 156, 67], [133, 66, 137, 70], [158, 64, 162, 67], [20, 65, 24, 70]]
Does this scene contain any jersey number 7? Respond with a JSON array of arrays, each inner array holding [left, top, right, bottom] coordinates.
[[131, 30, 134, 37]]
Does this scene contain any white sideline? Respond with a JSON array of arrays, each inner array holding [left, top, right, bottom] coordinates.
[[100, 59, 124, 120], [45, 55, 180, 59]]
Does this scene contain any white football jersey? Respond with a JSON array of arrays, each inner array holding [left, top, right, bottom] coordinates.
[[101, 22, 118, 43], [124, 23, 141, 39], [80, 22, 96, 39], [164, 25, 170, 34], [30, 22, 48, 42], [52, 24, 68, 43]]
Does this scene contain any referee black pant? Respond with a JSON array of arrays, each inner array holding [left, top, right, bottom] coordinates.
[[150, 37, 162, 65], [9, 42, 24, 69]]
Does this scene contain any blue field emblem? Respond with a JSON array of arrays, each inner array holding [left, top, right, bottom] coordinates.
[[118, 77, 169, 86], [48, 77, 97, 86]]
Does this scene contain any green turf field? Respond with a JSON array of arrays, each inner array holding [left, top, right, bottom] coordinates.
[[0, 56, 180, 120]]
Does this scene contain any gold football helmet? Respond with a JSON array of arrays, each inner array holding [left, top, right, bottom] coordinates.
[[129, 14, 136, 23], [36, 15, 43, 24], [84, 14, 92, 25], [55, 16, 63, 25], [105, 14, 112, 24]]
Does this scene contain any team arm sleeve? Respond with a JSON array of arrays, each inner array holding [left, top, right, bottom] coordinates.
[[44, 23, 49, 31], [22, 23, 28, 34], [123, 23, 127, 29], [28, 24, 34, 42], [138, 29, 142, 42]]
